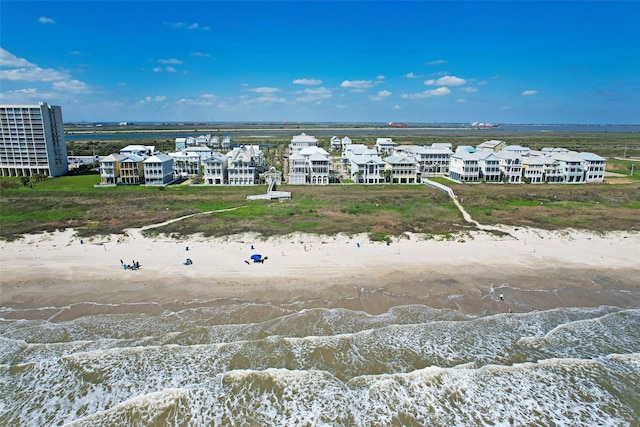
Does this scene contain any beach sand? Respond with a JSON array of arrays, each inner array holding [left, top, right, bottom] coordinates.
[[1, 226, 639, 316]]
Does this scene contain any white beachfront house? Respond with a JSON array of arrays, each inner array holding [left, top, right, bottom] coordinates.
[[99, 153, 126, 185], [120, 144, 156, 157], [496, 151, 523, 183], [449, 151, 480, 182], [340, 136, 352, 151], [384, 154, 418, 184], [289, 133, 318, 156], [522, 156, 546, 184], [343, 144, 377, 165], [376, 138, 397, 156], [330, 136, 341, 152], [287, 146, 331, 184], [350, 154, 386, 183], [203, 153, 228, 185], [288, 152, 307, 184], [143, 153, 174, 186], [185, 145, 213, 161], [476, 151, 502, 182], [537, 155, 562, 183], [119, 154, 145, 185], [553, 152, 587, 183], [226, 145, 264, 185], [169, 151, 201, 177], [577, 152, 606, 182]]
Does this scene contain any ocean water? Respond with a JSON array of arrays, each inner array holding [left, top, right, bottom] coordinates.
[[1, 294, 639, 426]]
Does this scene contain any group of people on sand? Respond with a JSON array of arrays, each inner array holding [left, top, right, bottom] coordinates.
[[120, 259, 140, 270]]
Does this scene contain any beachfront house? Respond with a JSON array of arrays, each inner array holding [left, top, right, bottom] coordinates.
[[476, 140, 508, 153], [185, 145, 213, 161], [350, 155, 386, 183], [287, 146, 331, 184], [376, 138, 397, 156], [120, 144, 156, 157], [119, 154, 145, 185], [522, 156, 546, 183], [175, 137, 195, 150], [289, 133, 318, 156], [553, 152, 587, 183], [577, 152, 606, 182], [341, 136, 352, 151], [203, 153, 228, 185], [330, 136, 341, 152], [169, 151, 201, 177], [143, 154, 174, 186], [449, 151, 480, 182], [476, 152, 502, 182], [226, 145, 264, 185], [98, 153, 126, 185], [384, 154, 418, 184], [496, 152, 523, 183], [288, 152, 307, 184]]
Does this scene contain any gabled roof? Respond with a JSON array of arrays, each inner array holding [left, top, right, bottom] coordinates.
[[119, 154, 145, 163], [100, 153, 127, 162], [351, 155, 385, 166], [299, 146, 329, 157], [385, 154, 416, 164], [309, 152, 330, 161], [144, 153, 173, 163], [576, 152, 605, 162]]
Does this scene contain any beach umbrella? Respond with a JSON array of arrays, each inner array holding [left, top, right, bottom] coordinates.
[[250, 254, 262, 260]]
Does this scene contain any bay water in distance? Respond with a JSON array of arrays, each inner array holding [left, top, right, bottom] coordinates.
[[1, 293, 639, 425]]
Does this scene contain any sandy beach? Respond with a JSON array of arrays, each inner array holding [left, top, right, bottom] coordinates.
[[2, 225, 639, 316]]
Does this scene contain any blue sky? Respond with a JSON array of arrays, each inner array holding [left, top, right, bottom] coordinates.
[[1, 1, 638, 124]]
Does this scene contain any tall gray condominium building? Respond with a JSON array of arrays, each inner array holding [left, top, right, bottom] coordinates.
[[0, 102, 69, 177]]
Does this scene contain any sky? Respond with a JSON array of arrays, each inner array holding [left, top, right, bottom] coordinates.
[[1, 1, 639, 124]]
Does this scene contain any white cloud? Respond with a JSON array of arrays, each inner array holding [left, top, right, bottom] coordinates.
[[296, 87, 332, 102], [425, 75, 466, 86], [158, 58, 183, 64], [165, 67, 176, 73], [171, 22, 210, 31], [248, 87, 281, 93], [53, 79, 91, 93], [340, 80, 374, 91], [404, 72, 421, 79], [153, 67, 162, 73], [38, 16, 55, 24], [189, 52, 211, 57], [0, 48, 36, 69], [392, 104, 401, 110], [401, 87, 452, 99], [376, 75, 385, 80], [461, 87, 478, 93], [177, 93, 218, 106], [522, 90, 538, 96], [293, 78, 322, 85], [138, 95, 167, 105], [427, 59, 447, 65], [369, 90, 392, 101]]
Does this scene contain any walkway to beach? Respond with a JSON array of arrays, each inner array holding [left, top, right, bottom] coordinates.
[[423, 178, 511, 235]]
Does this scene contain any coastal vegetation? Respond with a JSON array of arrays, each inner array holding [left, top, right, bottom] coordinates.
[[2, 128, 638, 241], [1, 173, 638, 241]]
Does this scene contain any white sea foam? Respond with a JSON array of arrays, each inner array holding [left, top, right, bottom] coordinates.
[[1, 305, 638, 425]]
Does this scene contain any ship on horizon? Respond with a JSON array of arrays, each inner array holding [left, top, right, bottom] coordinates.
[[387, 122, 408, 128], [470, 121, 500, 129]]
